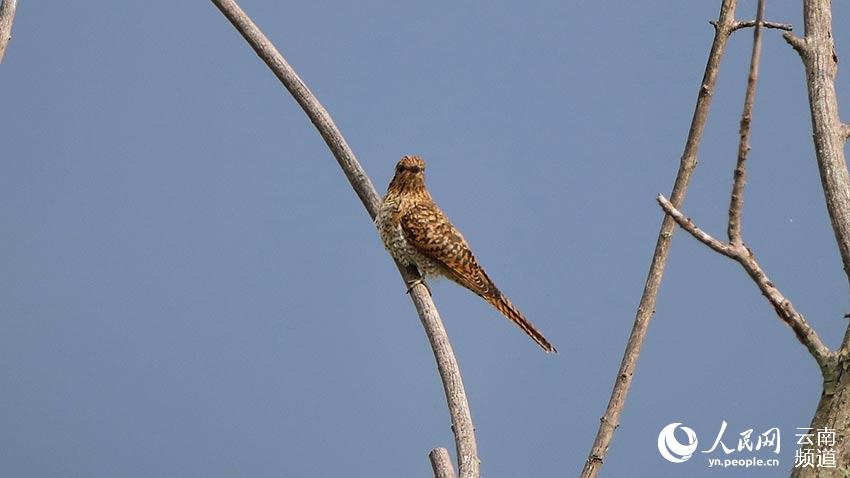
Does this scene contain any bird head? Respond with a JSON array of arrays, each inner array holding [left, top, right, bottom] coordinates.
[[388, 155, 427, 194]]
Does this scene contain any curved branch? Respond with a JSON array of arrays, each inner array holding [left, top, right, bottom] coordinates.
[[209, 1, 479, 476], [0, 0, 18, 63]]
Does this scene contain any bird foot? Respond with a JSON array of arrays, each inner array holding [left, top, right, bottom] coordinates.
[[406, 278, 432, 296]]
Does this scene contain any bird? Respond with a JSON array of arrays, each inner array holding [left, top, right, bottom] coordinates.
[[375, 155, 556, 353]]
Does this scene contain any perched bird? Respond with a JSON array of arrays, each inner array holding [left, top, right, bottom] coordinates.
[[375, 155, 556, 353]]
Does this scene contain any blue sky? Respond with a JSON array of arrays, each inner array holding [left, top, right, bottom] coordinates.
[[2, 1, 849, 476]]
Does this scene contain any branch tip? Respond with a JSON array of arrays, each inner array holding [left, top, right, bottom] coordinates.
[[429, 448, 457, 478], [783, 32, 807, 55]]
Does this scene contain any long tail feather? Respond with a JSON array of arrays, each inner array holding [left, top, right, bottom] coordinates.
[[486, 293, 557, 353]]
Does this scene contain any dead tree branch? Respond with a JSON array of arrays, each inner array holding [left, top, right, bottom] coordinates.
[[781, 2, 850, 473], [657, 195, 833, 370], [429, 448, 457, 478], [783, 0, 850, 295], [657, 0, 835, 375], [0, 0, 18, 63], [727, 0, 765, 246], [581, 2, 746, 476], [727, 19, 793, 32], [209, 1, 479, 476]]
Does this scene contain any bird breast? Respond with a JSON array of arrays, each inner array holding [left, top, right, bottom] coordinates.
[[376, 198, 442, 276]]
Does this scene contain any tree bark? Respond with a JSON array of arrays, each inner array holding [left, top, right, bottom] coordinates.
[[0, 0, 18, 63], [785, 0, 850, 476], [794, 364, 850, 477]]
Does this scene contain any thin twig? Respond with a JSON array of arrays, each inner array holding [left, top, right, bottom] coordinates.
[[580, 2, 742, 477], [208, 1, 480, 476], [728, 19, 793, 32], [727, 0, 765, 245], [657, 195, 736, 257], [658, 195, 833, 371], [429, 448, 457, 478], [782, 32, 807, 55], [0, 0, 18, 63]]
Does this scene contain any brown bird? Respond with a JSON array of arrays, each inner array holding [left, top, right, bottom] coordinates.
[[375, 155, 556, 353]]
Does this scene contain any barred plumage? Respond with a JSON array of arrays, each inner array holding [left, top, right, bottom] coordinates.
[[375, 155, 556, 353]]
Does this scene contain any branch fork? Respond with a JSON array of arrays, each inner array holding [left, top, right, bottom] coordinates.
[[656, 0, 834, 374], [657, 194, 833, 371]]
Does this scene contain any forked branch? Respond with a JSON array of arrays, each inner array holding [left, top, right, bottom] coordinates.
[[657, 0, 834, 374], [209, 1, 477, 476], [657, 195, 833, 371]]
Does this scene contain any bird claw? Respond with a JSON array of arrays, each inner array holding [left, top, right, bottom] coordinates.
[[406, 278, 432, 296]]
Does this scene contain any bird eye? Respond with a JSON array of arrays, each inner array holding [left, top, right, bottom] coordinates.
[[396, 163, 423, 173]]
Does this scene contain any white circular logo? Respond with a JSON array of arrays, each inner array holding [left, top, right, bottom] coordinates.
[[658, 423, 698, 463]]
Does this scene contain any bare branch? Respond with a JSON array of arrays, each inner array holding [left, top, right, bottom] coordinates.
[[782, 32, 808, 56], [658, 195, 834, 371], [726, 1, 834, 368], [788, 2, 850, 473], [730, 19, 793, 32], [728, 0, 765, 245], [661, 0, 835, 375], [580, 2, 742, 477], [657, 195, 736, 257], [209, 1, 479, 476], [429, 448, 457, 478], [783, 0, 850, 344], [735, 251, 833, 370], [0, 0, 18, 63]]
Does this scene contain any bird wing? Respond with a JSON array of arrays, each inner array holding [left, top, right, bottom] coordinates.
[[401, 203, 557, 353], [400, 203, 499, 298]]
